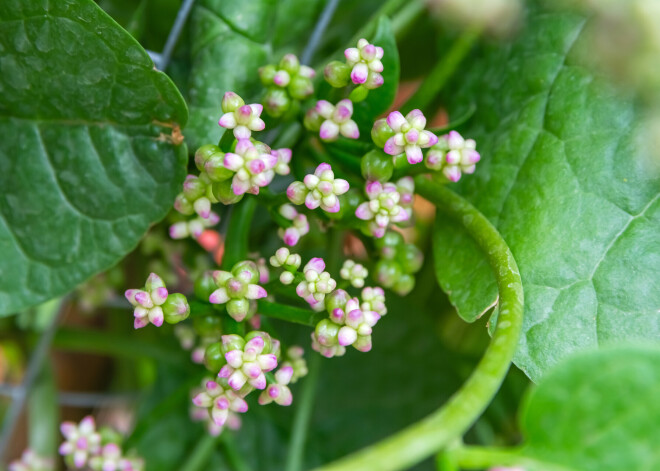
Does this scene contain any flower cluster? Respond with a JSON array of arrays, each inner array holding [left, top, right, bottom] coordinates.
[[287, 163, 350, 213], [192, 378, 249, 427], [360, 286, 387, 316], [258, 366, 294, 406], [356, 181, 410, 238], [373, 110, 438, 164], [174, 173, 216, 220], [259, 54, 315, 117], [324, 38, 384, 93], [280, 345, 308, 383], [312, 289, 381, 357], [296, 258, 337, 307], [374, 232, 424, 295], [339, 259, 369, 288], [218, 92, 265, 141], [304, 99, 360, 141], [278, 204, 310, 246], [209, 261, 267, 322], [59, 416, 142, 471], [9, 450, 53, 471], [222, 139, 278, 196], [269, 247, 302, 285], [216, 332, 279, 391], [426, 130, 481, 182], [125, 273, 190, 329]]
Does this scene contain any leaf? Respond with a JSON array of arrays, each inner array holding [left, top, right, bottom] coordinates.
[[351, 16, 400, 137], [186, 0, 325, 151], [517, 345, 660, 470], [431, 8, 660, 381], [0, 0, 188, 315]]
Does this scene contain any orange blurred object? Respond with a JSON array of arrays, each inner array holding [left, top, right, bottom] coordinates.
[[197, 230, 224, 265]]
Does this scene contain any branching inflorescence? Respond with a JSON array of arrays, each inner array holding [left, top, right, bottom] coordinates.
[[116, 31, 482, 450]]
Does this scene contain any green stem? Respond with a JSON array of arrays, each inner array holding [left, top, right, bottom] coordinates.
[[285, 353, 322, 471], [257, 301, 326, 327], [179, 434, 218, 471], [314, 181, 524, 471], [402, 27, 481, 115], [223, 196, 258, 268], [53, 328, 187, 367], [28, 361, 58, 457], [451, 446, 572, 471], [391, 0, 425, 40], [221, 433, 253, 471]]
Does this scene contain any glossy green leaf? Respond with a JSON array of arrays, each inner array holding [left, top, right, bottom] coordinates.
[[432, 9, 660, 381], [519, 345, 660, 470], [186, 0, 324, 151], [0, 0, 188, 315]]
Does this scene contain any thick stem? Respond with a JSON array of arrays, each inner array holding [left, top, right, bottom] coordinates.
[[314, 181, 524, 471], [285, 353, 322, 471], [402, 28, 481, 115], [257, 301, 326, 326], [179, 434, 218, 471], [223, 196, 258, 269], [451, 446, 571, 471]]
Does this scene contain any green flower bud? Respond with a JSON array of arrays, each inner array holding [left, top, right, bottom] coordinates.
[[375, 259, 402, 287], [204, 341, 226, 372], [204, 154, 234, 182], [349, 84, 369, 103], [193, 314, 223, 337], [194, 271, 217, 300], [315, 319, 340, 347], [227, 298, 249, 320], [259, 64, 277, 85], [174, 193, 194, 215], [212, 179, 244, 205], [221, 91, 244, 113], [263, 88, 291, 118], [221, 334, 245, 353], [289, 76, 314, 100], [393, 273, 415, 296], [279, 53, 300, 74], [397, 244, 424, 274], [324, 60, 351, 88], [304, 108, 323, 132], [371, 118, 395, 148], [195, 144, 222, 172], [374, 231, 404, 259], [162, 293, 190, 324], [231, 261, 260, 284], [325, 289, 350, 314], [361, 149, 394, 182], [245, 330, 273, 354]]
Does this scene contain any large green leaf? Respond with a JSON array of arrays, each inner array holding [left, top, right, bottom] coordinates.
[[432, 9, 660, 381], [0, 0, 188, 315], [517, 345, 660, 470], [186, 0, 325, 150]]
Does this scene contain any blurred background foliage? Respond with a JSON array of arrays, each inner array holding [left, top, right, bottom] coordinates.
[[1, 0, 658, 469]]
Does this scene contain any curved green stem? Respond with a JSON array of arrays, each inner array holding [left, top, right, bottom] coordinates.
[[402, 27, 481, 115], [257, 301, 326, 326], [451, 446, 571, 471], [179, 434, 218, 471], [285, 353, 322, 471], [314, 181, 523, 471], [223, 196, 257, 269]]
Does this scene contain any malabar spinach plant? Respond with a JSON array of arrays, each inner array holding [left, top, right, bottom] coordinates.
[[1, 0, 659, 470]]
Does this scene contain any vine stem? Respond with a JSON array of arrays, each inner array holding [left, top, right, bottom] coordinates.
[[285, 353, 322, 471], [402, 27, 481, 115], [451, 446, 571, 471], [257, 301, 326, 326], [314, 181, 524, 471], [222, 196, 258, 269]]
